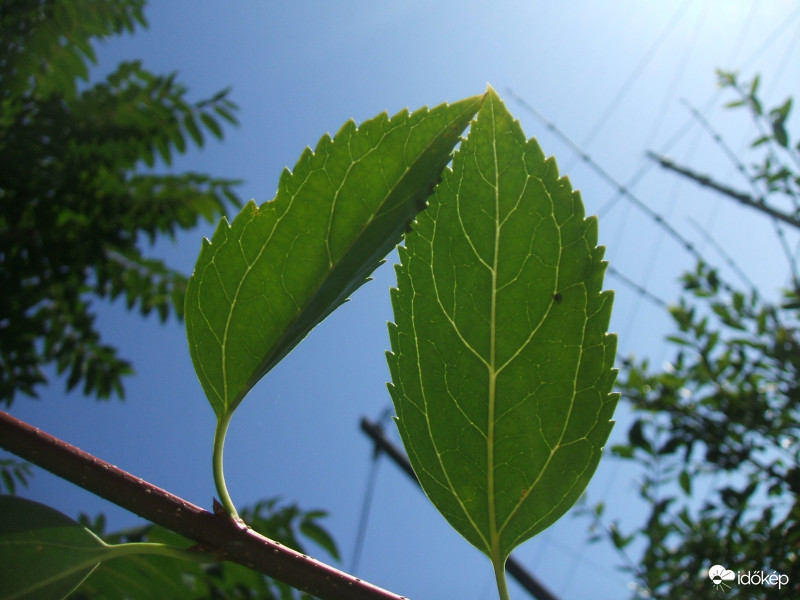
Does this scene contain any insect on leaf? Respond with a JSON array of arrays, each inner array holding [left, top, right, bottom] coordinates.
[[186, 94, 485, 418], [387, 88, 618, 576]]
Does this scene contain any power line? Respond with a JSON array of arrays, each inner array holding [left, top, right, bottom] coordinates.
[[351, 408, 394, 574], [739, 3, 800, 73], [505, 89, 705, 267], [606, 265, 668, 309], [350, 444, 382, 574], [649, 149, 800, 285], [613, 0, 712, 333], [571, 0, 694, 154], [687, 217, 755, 290], [725, 0, 760, 66], [766, 15, 800, 99], [359, 417, 562, 600], [643, 0, 708, 145]]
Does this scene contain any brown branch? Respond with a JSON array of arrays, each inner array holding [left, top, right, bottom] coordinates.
[[0, 410, 409, 600], [647, 151, 800, 231]]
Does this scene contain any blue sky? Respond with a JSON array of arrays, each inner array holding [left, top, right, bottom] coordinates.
[[8, 1, 800, 599]]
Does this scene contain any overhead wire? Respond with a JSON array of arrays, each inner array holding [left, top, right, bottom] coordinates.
[[557, 6, 716, 590], [512, 3, 692, 593], [567, 0, 694, 159], [511, 5, 785, 596], [763, 11, 800, 104], [601, 7, 800, 591], [649, 2, 800, 295], [608, 0, 709, 341], [505, 0, 799, 311], [729, 4, 800, 287], [505, 88, 705, 287], [595, 96, 720, 220], [738, 3, 800, 73], [354, 5, 799, 598], [678, 98, 800, 284], [593, 0, 780, 242], [349, 446, 382, 575], [687, 217, 755, 289], [349, 407, 393, 575]]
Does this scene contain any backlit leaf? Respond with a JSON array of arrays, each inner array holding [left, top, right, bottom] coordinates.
[[387, 88, 618, 570], [200, 112, 223, 140], [186, 95, 484, 417], [0, 496, 108, 600], [76, 527, 206, 600]]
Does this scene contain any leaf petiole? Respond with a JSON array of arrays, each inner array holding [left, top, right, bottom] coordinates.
[[103, 540, 217, 563], [213, 410, 240, 521], [493, 558, 511, 600]]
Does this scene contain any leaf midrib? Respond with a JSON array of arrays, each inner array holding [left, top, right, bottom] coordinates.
[[222, 111, 471, 412], [487, 96, 501, 565]]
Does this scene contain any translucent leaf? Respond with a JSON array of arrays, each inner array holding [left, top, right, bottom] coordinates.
[[0, 500, 217, 599], [76, 527, 206, 600], [749, 74, 761, 97], [299, 519, 340, 561], [387, 88, 618, 572], [0, 472, 13, 494], [214, 104, 238, 126], [184, 114, 203, 146], [186, 95, 485, 417], [628, 419, 652, 454], [154, 136, 172, 166], [679, 470, 692, 495], [772, 120, 788, 148], [0, 496, 108, 600], [200, 112, 223, 140]]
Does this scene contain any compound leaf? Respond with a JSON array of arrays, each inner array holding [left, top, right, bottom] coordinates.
[[186, 95, 484, 417], [387, 88, 618, 576]]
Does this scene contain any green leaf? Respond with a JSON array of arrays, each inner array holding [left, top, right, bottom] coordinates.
[[200, 112, 224, 140], [75, 527, 207, 600], [628, 419, 652, 454], [214, 104, 238, 126], [299, 518, 340, 561], [0, 499, 214, 600], [0, 496, 108, 600], [679, 470, 692, 495], [186, 95, 485, 417], [184, 114, 203, 146], [386, 88, 618, 575]]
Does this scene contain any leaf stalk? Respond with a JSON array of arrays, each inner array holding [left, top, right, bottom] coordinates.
[[0, 410, 405, 600], [105, 541, 217, 563], [493, 558, 511, 600], [213, 410, 240, 520]]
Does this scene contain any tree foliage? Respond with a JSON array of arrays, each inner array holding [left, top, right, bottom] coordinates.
[[0, 0, 241, 406], [0, 3, 342, 599], [603, 72, 799, 598], [0, 76, 616, 598]]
